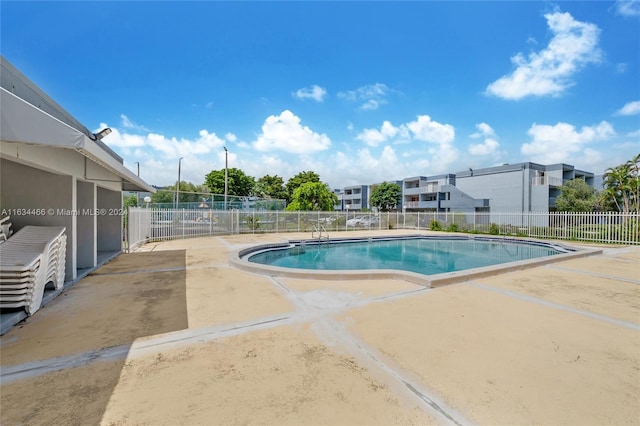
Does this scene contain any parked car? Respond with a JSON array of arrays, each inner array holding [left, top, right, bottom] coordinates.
[[346, 215, 379, 227], [359, 216, 379, 227], [318, 216, 336, 224], [346, 216, 367, 226]]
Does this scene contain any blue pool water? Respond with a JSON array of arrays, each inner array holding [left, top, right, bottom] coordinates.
[[248, 237, 566, 276]]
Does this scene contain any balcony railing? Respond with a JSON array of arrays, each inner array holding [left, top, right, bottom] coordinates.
[[532, 176, 563, 187], [420, 182, 439, 192]]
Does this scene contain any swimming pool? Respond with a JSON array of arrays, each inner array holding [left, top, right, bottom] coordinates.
[[230, 235, 596, 287], [248, 237, 562, 275], [248, 236, 567, 275]]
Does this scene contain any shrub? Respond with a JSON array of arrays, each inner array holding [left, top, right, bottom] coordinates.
[[446, 223, 459, 232], [245, 216, 260, 230], [429, 219, 442, 231], [488, 223, 500, 235]]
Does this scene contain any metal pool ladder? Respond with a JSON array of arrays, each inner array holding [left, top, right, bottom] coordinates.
[[312, 224, 329, 242]]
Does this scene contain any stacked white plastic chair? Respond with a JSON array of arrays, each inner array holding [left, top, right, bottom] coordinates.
[[0, 226, 67, 315], [0, 216, 12, 243]]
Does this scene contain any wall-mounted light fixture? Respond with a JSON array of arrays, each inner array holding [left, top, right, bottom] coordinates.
[[93, 128, 112, 140]]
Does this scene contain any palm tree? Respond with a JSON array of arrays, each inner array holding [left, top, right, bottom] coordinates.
[[602, 153, 640, 213], [627, 153, 640, 212], [602, 164, 629, 212]]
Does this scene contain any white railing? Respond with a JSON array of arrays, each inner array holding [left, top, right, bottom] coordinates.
[[420, 182, 439, 192], [126, 208, 639, 251], [126, 208, 240, 251], [532, 176, 563, 187]]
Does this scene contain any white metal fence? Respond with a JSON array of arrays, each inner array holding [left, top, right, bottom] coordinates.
[[126, 208, 639, 251]]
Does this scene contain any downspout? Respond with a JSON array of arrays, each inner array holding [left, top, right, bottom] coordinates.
[[521, 164, 525, 213]]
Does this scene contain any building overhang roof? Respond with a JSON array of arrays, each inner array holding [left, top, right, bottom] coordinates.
[[1, 88, 155, 193]]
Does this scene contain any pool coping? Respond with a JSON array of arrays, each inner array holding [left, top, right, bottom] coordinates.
[[228, 234, 603, 288]]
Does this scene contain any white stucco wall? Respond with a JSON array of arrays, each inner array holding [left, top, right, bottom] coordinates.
[[1, 143, 125, 281], [1, 158, 76, 279]]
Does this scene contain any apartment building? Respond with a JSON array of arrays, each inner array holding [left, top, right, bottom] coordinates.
[[342, 185, 368, 211], [455, 162, 595, 212], [401, 174, 488, 213], [336, 162, 594, 214]]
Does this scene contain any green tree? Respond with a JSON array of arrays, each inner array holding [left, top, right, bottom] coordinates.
[[205, 168, 255, 197], [285, 182, 338, 211], [255, 175, 288, 200], [555, 179, 597, 212], [285, 171, 320, 203], [151, 189, 174, 203], [176, 181, 206, 203], [369, 181, 402, 211], [601, 153, 640, 213], [123, 194, 138, 208], [149, 182, 204, 204]]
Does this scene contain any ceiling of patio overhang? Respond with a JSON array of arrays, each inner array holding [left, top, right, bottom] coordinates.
[[1, 88, 155, 193]]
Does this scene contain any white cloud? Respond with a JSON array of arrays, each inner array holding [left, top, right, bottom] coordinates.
[[357, 115, 458, 173], [486, 11, 602, 100], [360, 99, 383, 111], [356, 128, 390, 147], [615, 0, 640, 16], [332, 146, 405, 186], [101, 120, 226, 160], [338, 83, 393, 111], [292, 85, 327, 102], [356, 120, 408, 147], [98, 117, 231, 186], [253, 110, 331, 154], [470, 122, 496, 139], [406, 115, 455, 144], [120, 114, 149, 132], [469, 138, 500, 156], [101, 125, 147, 148], [468, 122, 500, 157], [429, 142, 460, 171], [356, 115, 454, 147], [121, 145, 237, 188], [146, 129, 226, 158], [616, 100, 640, 116], [616, 63, 628, 74], [240, 154, 291, 182], [224, 132, 238, 142], [521, 121, 615, 164]]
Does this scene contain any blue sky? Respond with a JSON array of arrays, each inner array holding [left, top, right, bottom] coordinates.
[[2, 1, 639, 189]]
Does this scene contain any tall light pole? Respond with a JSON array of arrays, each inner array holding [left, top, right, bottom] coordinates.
[[223, 147, 228, 210], [176, 157, 184, 208], [134, 162, 140, 207]]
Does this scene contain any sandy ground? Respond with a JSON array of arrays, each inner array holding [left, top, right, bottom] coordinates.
[[1, 231, 638, 425]]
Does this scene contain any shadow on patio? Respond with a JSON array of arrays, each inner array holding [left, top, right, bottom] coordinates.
[[0, 250, 189, 425]]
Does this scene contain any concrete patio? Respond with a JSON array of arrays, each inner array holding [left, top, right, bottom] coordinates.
[[1, 230, 638, 425]]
